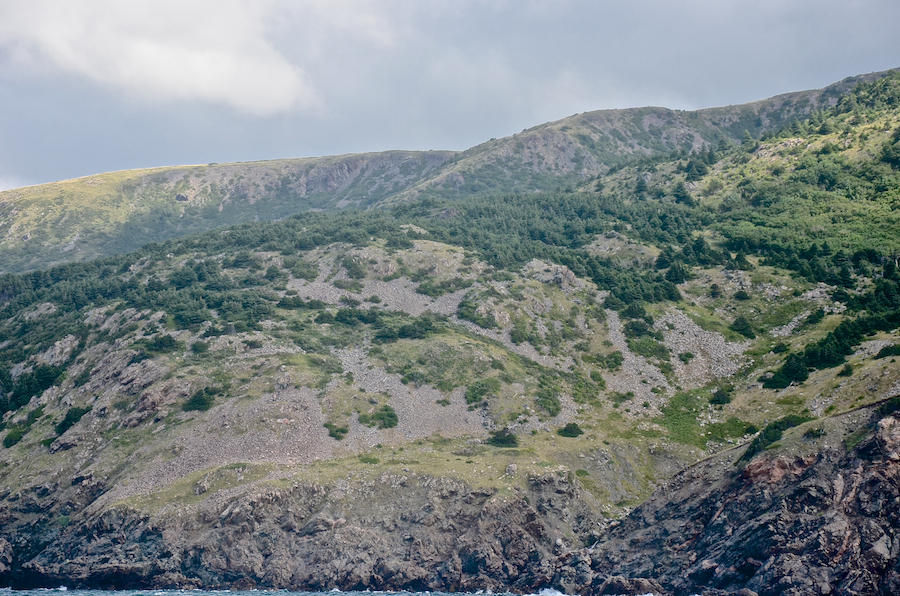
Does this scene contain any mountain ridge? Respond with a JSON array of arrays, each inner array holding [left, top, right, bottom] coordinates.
[[0, 69, 893, 273]]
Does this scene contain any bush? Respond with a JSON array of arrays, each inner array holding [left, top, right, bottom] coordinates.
[[358, 405, 398, 429], [804, 309, 825, 326], [332, 279, 363, 293], [9, 364, 65, 409], [762, 353, 808, 389], [342, 256, 367, 279], [536, 390, 561, 416], [739, 414, 811, 461], [465, 378, 501, 404], [416, 277, 473, 298], [3, 428, 24, 448], [557, 423, 584, 438], [183, 387, 218, 411], [324, 422, 348, 440], [487, 429, 518, 447], [875, 344, 900, 359], [510, 321, 532, 345], [289, 260, 319, 280], [804, 427, 826, 440], [145, 334, 181, 354], [709, 388, 731, 405], [602, 351, 624, 370], [55, 406, 91, 436], [191, 341, 209, 354], [730, 315, 756, 339], [457, 296, 497, 329], [627, 337, 670, 360]]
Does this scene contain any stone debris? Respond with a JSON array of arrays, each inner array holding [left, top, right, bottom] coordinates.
[[657, 309, 747, 388], [771, 310, 811, 337]]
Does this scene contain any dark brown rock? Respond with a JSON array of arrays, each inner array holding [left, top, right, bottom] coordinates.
[[548, 408, 900, 596]]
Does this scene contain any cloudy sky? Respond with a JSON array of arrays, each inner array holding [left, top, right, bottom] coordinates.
[[0, 0, 898, 190]]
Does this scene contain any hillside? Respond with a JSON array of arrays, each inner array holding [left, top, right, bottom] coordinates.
[[0, 72, 898, 592], [0, 70, 890, 274], [549, 398, 900, 596]]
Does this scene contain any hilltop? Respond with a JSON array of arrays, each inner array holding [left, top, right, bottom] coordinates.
[[0, 71, 889, 273], [0, 71, 898, 593]]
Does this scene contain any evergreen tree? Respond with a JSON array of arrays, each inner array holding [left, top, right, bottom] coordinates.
[[672, 182, 694, 206], [742, 130, 757, 152], [665, 262, 690, 284], [655, 248, 675, 270], [635, 177, 648, 195], [730, 315, 755, 339]]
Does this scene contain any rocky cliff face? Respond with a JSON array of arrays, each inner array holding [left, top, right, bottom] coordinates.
[[3, 471, 600, 591], [545, 402, 900, 596], [9, 403, 899, 595]]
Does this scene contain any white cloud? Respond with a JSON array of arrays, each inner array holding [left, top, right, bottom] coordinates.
[[0, 0, 315, 115]]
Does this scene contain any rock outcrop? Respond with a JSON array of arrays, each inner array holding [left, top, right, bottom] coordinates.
[[2, 472, 601, 591], [546, 403, 900, 596]]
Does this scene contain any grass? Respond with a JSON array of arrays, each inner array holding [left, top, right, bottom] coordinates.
[[657, 391, 705, 447], [627, 337, 670, 361], [844, 427, 869, 451], [121, 463, 275, 512], [704, 417, 753, 442]]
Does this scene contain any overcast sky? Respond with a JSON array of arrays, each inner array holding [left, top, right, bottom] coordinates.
[[0, 0, 898, 190]]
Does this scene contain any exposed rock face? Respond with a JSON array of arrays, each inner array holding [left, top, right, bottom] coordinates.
[[547, 406, 900, 596], [2, 472, 601, 591], [14, 407, 898, 595]]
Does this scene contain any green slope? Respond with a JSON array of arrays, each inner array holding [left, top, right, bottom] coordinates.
[[0, 70, 892, 274]]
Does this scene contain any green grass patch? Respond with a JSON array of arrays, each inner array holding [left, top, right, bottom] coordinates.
[[627, 336, 670, 361], [657, 391, 705, 446], [704, 417, 753, 442]]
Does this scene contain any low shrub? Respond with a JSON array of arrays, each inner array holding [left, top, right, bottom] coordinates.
[[557, 423, 584, 438]]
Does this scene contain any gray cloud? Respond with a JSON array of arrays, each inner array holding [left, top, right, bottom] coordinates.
[[0, 0, 898, 189]]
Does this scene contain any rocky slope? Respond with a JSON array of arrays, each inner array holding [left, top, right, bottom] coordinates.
[[0, 71, 899, 594], [0, 70, 890, 273], [547, 400, 900, 596], [6, 469, 599, 591], [0, 224, 897, 592]]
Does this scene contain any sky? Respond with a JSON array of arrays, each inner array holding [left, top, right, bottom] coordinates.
[[0, 0, 898, 190]]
